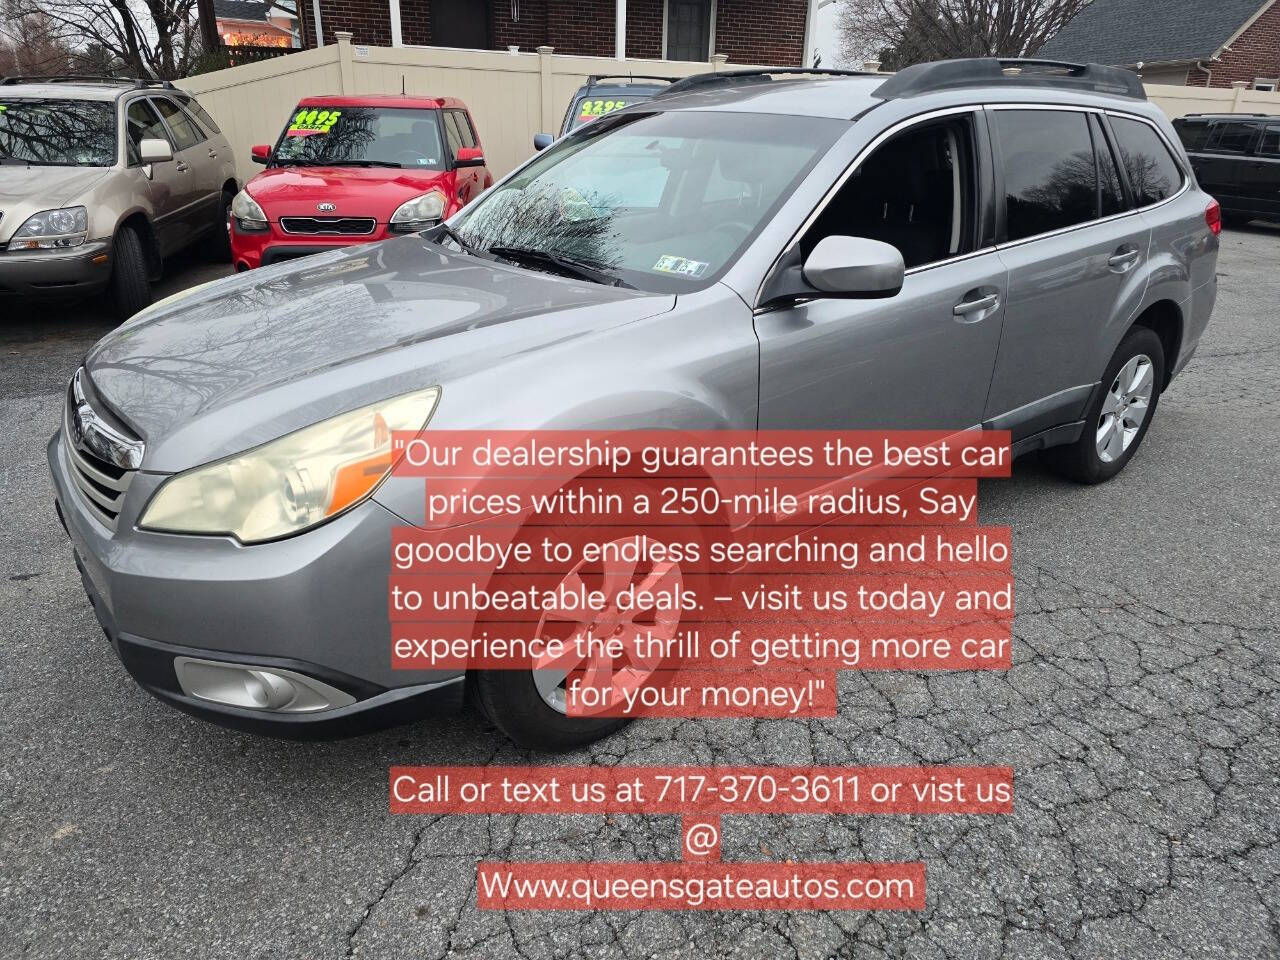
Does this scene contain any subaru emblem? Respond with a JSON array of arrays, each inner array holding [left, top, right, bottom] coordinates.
[[317, 202, 337, 212]]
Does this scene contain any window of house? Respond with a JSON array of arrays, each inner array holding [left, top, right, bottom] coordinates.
[[1110, 116, 1184, 206], [1253, 78, 1278, 91], [126, 98, 169, 165], [1205, 119, 1258, 153], [1092, 115, 1126, 217], [800, 114, 979, 270], [152, 96, 203, 150], [666, 0, 713, 61], [995, 109, 1098, 242]]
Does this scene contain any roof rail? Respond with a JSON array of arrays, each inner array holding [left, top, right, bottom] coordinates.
[[654, 67, 876, 99], [0, 74, 175, 89], [874, 58, 1146, 101], [584, 74, 676, 87]]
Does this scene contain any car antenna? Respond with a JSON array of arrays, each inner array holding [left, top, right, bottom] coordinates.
[[401, 75, 406, 95]]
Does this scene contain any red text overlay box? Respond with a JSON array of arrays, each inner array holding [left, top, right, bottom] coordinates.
[[390, 766, 1014, 815], [475, 861, 926, 911]]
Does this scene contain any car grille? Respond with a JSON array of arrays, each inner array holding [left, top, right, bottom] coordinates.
[[62, 369, 143, 532], [280, 216, 376, 236]]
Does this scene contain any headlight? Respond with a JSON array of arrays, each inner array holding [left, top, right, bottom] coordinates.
[[389, 191, 446, 233], [140, 386, 440, 543], [231, 189, 268, 232], [11, 206, 88, 249]]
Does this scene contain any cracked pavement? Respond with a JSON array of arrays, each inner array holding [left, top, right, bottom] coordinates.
[[2, 232, 1278, 959]]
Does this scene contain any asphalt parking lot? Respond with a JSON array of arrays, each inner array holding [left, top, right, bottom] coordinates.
[[2, 232, 1278, 960]]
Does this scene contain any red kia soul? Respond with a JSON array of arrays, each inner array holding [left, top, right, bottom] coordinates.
[[230, 94, 492, 270]]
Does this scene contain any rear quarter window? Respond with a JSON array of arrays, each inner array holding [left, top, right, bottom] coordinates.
[[994, 109, 1099, 241], [1173, 119, 1211, 152], [1110, 116, 1184, 207]]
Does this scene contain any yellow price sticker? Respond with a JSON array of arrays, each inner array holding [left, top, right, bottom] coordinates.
[[287, 108, 342, 135]]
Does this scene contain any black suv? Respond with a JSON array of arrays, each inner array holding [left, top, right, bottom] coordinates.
[[1174, 113, 1280, 226]]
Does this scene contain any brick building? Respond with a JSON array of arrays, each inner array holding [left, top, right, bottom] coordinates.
[[1039, 0, 1280, 89], [294, 0, 813, 66]]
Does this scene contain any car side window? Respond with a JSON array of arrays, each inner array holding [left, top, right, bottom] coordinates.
[[800, 113, 979, 270], [1205, 120, 1258, 154], [449, 110, 477, 148], [442, 111, 464, 161], [1109, 116, 1184, 207], [125, 98, 169, 165], [1258, 125, 1280, 157], [1174, 119, 1211, 152], [152, 96, 203, 151], [178, 95, 221, 135], [1091, 115, 1125, 217], [995, 109, 1098, 242]]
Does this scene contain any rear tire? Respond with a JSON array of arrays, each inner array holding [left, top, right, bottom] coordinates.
[[1045, 326, 1164, 484], [109, 225, 152, 321], [203, 188, 234, 262]]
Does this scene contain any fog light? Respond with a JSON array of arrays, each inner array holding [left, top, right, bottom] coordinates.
[[173, 656, 357, 713]]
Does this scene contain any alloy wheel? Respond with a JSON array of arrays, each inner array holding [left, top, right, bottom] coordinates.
[[1096, 353, 1155, 463]]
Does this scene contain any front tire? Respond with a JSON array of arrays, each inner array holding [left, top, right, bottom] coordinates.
[[204, 188, 234, 262], [1046, 326, 1164, 484], [109, 225, 152, 321]]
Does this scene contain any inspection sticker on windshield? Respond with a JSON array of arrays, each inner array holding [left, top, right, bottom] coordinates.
[[287, 108, 341, 136], [653, 254, 708, 278]]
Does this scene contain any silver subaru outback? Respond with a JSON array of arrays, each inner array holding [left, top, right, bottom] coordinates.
[[0, 76, 237, 318], [49, 60, 1219, 750]]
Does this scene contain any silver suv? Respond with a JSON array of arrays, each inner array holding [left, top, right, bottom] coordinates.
[[0, 76, 237, 318], [49, 60, 1219, 749]]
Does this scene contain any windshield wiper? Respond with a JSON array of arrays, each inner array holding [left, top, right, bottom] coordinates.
[[320, 159, 404, 168], [487, 245, 633, 288], [426, 222, 486, 258]]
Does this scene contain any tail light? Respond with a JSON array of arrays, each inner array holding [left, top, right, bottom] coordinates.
[[1205, 198, 1222, 236]]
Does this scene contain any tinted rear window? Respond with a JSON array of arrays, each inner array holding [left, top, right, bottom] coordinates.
[[1174, 119, 1211, 152], [995, 109, 1098, 241], [1206, 120, 1258, 153], [1110, 116, 1183, 207]]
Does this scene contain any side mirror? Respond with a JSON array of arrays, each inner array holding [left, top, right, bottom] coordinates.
[[250, 144, 271, 164], [139, 138, 173, 163], [802, 236, 905, 298], [455, 146, 485, 167], [533, 133, 554, 151]]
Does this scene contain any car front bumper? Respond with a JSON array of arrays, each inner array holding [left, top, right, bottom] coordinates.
[[48, 428, 466, 739], [0, 240, 113, 297], [230, 221, 390, 271]]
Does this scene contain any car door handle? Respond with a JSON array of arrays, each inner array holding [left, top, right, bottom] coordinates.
[[207, 149, 218, 159], [1108, 248, 1141, 271], [953, 293, 999, 318], [175, 161, 190, 172]]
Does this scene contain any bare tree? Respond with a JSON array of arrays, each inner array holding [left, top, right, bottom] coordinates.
[[12, 0, 206, 80], [840, 0, 1092, 70], [0, 1, 79, 76]]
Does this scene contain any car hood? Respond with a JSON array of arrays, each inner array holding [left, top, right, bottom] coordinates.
[[85, 235, 673, 472], [246, 165, 453, 219], [0, 166, 109, 242]]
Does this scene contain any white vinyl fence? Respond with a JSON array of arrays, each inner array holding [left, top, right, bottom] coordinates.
[[179, 35, 749, 184], [178, 40, 1280, 187]]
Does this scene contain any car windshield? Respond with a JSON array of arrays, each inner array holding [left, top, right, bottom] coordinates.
[[568, 93, 651, 130], [452, 110, 841, 293], [273, 105, 446, 169], [0, 98, 116, 167]]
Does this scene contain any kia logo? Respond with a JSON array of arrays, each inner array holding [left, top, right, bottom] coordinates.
[[317, 202, 337, 212]]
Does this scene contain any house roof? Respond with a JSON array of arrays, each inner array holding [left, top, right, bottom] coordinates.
[[214, 0, 292, 22], [1038, 0, 1269, 66]]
